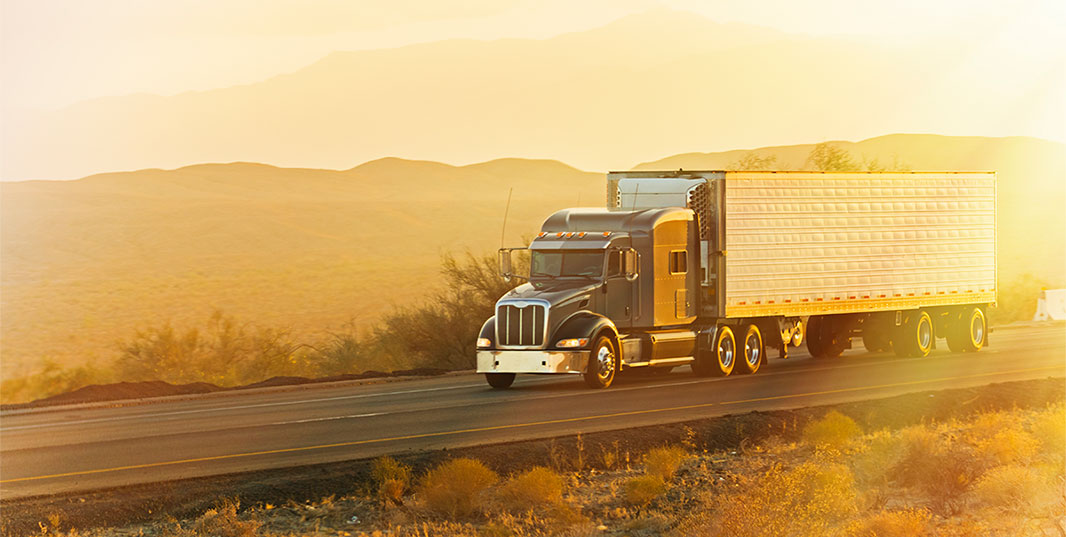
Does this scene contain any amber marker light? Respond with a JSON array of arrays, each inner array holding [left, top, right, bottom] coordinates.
[[476, 338, 491, 348], [556, 338, 589, 348]]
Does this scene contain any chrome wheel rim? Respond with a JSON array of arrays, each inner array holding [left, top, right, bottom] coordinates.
[[596, 345, 615, 380], [918, 317, 932, 349], [971, 315, 984, 344], [745, 334, 761, 366], [719, 337, 734, 368]]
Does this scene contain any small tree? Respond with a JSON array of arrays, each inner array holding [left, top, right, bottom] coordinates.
[[806, 143, 860, 171], [730, 152, 778, 170]]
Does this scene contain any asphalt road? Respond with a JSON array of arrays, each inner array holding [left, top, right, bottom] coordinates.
[[2, 323, 1063, 500]]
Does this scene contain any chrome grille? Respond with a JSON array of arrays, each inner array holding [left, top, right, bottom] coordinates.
[[497, 303, 547, 347]]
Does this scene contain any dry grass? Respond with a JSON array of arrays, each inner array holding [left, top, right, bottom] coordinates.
[[371, 457, 412, 506], [803, 410, 863, 450], [23, 404, 1066, 537], [419, 458, 498, 519]]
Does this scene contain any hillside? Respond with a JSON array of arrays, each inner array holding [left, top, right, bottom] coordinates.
[[4, 9, 1060, 180], [0, 158, 602, 377]]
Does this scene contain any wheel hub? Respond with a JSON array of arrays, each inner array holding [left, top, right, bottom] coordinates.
[[597, 346, 615, 379]]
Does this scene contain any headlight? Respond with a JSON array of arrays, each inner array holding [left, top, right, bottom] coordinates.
[[556, 338, 589, 348], [477, 337, 492, 348]]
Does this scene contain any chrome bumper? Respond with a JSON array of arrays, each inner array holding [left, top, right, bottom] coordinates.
[[477, 349, 589, 374]]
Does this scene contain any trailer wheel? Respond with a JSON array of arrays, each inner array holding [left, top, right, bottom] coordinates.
[[584, 335, 618, 389], [862, 328, 891, 353], [807, 316, 846, 359], [894, 310, 933, 358], [485, 373, 516, 389], [737, 324, 764, 375], [947, 307, 986, 353]]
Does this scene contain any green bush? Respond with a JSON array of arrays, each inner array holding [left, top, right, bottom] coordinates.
[[419, 458, 498, 518]]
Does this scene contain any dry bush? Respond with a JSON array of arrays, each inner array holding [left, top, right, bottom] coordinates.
[[0, 359, 110, 404], [845, 508, 933, 537], [497, 467, 565, 513], [974, 428, 1039, 465], [643, 446, 690, 481], [371, 456, 412, 505], [419, 458, 498, 518], [623, 475, 667, 507], [803, 410, 862, 450], [971, 464, 1057, 514], [696, 462, 857, 537], [892, 427, 992, 514], [191, 499, 261, 537], [1030, 404, 1066, 456]]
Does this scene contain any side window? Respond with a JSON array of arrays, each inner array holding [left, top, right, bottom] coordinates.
[[606, 251, 621, 276], [669, 250, 687, 274]]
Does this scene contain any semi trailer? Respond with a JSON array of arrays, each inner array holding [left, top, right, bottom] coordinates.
[[476, 170, 996, 389]]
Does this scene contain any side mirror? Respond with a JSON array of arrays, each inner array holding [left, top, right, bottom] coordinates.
[[498, 249, 513, 282], [622, 249, 639, 282]]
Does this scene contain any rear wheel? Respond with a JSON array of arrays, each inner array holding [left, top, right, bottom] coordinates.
[[807, 316, 846, 359], [485, 373, 516, 389], [947, 307, 986, 353], [737, 324, 764, 375], [584, 335, 618, 389], [894, 310, 933, 357]]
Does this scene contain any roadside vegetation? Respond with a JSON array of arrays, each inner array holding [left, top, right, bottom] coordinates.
[[27, 402, 1065, 536]]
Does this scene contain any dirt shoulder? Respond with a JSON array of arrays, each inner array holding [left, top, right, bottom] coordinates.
[[2, 376, 1063, 536]]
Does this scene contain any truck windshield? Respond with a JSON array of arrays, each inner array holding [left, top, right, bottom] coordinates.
[[530, 251, 603, 279]]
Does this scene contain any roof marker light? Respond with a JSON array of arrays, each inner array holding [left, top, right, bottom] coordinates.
[[537, 232, 547, 238], [566, 232, 574, 238], [602, 231, 611, 237], [577, 232, 587, 238]]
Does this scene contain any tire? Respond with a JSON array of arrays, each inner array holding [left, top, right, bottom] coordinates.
[[584, 335, 618, 389], [893, 310, 933, 358], [737, 324, 764, 375], [790, 319, 804, 347], [862, 328, 891, 353], [947, 307, 987, 353], [485, 373, 516, 389], [807, 315, 846, 359], [711, 326, 737, 377]]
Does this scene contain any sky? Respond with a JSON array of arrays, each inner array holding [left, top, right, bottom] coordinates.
[[4, 0, 1064, 111]]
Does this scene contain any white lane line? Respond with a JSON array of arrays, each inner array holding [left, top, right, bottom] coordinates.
[[0, 384, 482, 432], [272, 412, 385, 425]]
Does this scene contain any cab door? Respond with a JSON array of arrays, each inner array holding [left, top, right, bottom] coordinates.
[[604, 249, 633, 328]]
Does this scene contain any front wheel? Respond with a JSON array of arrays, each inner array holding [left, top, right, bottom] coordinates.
[[584, 335, 618, 389], [485, 373, 516, 389]]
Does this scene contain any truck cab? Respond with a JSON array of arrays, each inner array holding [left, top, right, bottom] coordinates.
[[476, 206, 701, 388]]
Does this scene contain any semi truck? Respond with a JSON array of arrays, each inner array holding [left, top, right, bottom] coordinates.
[[477, 170, 996, 389]]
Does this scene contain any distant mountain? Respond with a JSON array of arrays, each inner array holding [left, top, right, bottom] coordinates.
[[4, 9, 1059, 180]]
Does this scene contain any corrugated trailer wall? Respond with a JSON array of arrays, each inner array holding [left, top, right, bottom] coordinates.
[[723, 172, 996, 318]]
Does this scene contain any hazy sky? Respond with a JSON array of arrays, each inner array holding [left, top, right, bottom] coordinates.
[[4, 0, 1064, 111]]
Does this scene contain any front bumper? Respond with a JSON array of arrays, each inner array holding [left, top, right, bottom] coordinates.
[[477, 349, 589, 374]]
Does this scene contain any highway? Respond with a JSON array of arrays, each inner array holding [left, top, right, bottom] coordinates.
[[1, 323, 1062, 500]]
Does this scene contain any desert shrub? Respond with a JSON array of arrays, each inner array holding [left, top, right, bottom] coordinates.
[[374, 251, 524, 370], [371, 456, 412, 505], [623, 475, 667, 507], [803, 410, 862, 449], [703, 462, 857, 537], [989, 273, 1050, 323], [643, 446, 689, 481], [0, 359, 111, 404], [971, 464, 1057, 514], [974, 428, 1039, 465], [497, 467, 565, 512], [192, 499, 260, 537], [892, 427, 992, 514], [420, 458, 498, 518], [845, 508, 933, 537], [1030, 404, 1066, 456]]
